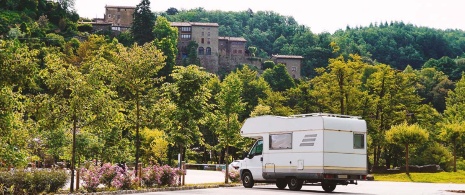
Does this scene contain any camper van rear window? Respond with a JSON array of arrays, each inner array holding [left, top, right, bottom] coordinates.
[[270, 133, 292, 149], [353, 133, 364, 149]]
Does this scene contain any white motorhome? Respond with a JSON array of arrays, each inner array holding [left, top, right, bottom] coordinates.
[[239, 113, 367, 192]]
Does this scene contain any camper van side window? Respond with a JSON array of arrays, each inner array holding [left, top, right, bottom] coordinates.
[[353, 133, 364, 149], [269, 133, 292, 149]]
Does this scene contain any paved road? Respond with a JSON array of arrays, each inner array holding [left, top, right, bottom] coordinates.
[[135, 181, 465, 195]]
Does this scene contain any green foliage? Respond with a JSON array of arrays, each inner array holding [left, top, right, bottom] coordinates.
[[262, 60, 275, 70], [132, 0, 155, 45], [261, 63, 295, 92], [77, 23, 93, 33], [153, 16, 178, 81], [386, 122, 429, 146], [0, 169, 68, 194]]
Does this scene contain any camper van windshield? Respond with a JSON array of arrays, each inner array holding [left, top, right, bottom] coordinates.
[[249, 140, 263, 155]]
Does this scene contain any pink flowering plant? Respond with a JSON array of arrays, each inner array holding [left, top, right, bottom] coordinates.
[[141, 165, 162, 187], [111, 168, 139, 190], [80, 166, 100, 192], [142, 164, 181, 187], [99, 163, 121, 187]]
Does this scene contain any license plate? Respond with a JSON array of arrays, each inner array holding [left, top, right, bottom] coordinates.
[[338, 175, 348, 179]]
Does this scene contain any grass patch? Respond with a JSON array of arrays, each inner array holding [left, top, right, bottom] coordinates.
[[373, 171, 465, 183]]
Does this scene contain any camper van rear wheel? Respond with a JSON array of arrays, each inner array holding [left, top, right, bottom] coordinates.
[[242, 171, 254, 188], [322, 182, 336, 192], [276, 178, 287, 189], [287, 177, 303, 191]]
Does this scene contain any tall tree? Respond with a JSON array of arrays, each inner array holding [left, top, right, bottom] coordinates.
[[215, 73, 245, 183], [153, 16, 178, 82], [439, 122, 465, 172], [132, 0, 155, 45], [112, 42, 165, 176], [162, 65, 212, 162]]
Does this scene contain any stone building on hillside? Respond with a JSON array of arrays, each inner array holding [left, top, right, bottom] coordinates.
[[170, 21, 303, 78], [170, 22, 220, 72], [271, 55, 303, 79], [103, 5, 136, 32]]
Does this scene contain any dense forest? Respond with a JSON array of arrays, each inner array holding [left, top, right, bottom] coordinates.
[[1, 0, 465, 175]]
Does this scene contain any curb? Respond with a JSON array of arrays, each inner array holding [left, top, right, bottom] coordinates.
[[56, 183, 243, 194]]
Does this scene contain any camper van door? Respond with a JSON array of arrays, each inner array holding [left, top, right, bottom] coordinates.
[[245, 139, 264, 180]]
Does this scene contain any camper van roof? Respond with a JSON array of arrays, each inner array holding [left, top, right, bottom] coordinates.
[[240, 114, 366, 137]]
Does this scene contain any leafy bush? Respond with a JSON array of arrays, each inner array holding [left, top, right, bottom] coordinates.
[[142, 164, 181, 187], [80, 163, 139, 192], [80, 166, 101, 192], [0, 169, 68, 194]]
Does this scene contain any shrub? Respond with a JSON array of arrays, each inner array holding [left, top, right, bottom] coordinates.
[[142, 164, 180, 187], [0, 169, 68, 194], [141, 165, 162, 187], [80, 166, 101, 192], [99, 163, 120, 187], [111, 167, 139, 190], [47, 169, 68, 193]]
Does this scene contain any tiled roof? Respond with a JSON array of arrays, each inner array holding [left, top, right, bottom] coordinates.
[[105, 5, 136, 9], [219, 37, 247, 42], [272, 55, 304, 59], [170, 22, 219, 27]]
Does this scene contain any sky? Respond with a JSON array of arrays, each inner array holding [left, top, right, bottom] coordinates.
[[74, 0, 465, 34]]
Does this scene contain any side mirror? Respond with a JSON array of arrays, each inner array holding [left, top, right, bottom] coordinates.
[[247, 153, 254, 159]]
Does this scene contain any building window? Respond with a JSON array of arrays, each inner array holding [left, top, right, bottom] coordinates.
[[198, 47, 204, 55], [207, 38, 210, 44], [201, 38, 204, 44], [269, 133, 292, 150], [207, 32, 210, 36], [181, 27, 191, 32], [108, 14, 111, 18], [354, 133, 365, 149], [292, 66, 296, 72], [202, 32, 204, 36], [233, 49, 237, 54], [181, 34, 191, 39], [238, 50, 242, 54], [118, 8, 120, 12], [206, 47, 211, 55]]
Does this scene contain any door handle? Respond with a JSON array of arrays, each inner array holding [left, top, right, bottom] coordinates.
[[260, 157, 263, 161]]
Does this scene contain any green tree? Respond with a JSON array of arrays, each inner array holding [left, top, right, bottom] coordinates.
[[261, 63, 295, 92], [132, 0, 155, 45], [183, 41, 200, 66], [153, 16, 178, 82], [162, 65, 212, 162], [215, 73, 245, 183], [112, 42, 165, 176], [439, 122, 465, 172], [385, 122, 429, 174], [235, 66, 271, 121]]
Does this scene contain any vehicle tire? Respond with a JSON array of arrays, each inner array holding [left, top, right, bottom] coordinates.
[[276, 178, 287, 190], [242, 171, 254, 188], [287, 177, 303, 191], [322, 182, 336, 192]]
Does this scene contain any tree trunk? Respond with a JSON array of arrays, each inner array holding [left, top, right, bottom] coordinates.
[[70, 112, 77, 192], [135, 94, 140, 177], [453, 141, 457, 172], [405, 144, 409, 175]]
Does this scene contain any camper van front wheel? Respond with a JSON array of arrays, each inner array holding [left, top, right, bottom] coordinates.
[[242, 171, 254, 188], [287, 177, 303, 191]]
